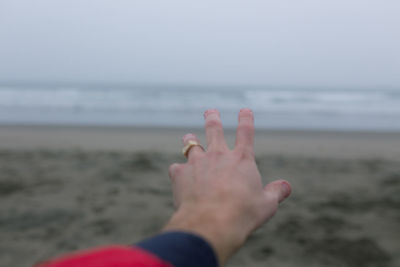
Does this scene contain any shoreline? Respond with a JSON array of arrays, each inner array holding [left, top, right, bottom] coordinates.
[[3, 122, 400, 133], [1, 124, 399, 160]]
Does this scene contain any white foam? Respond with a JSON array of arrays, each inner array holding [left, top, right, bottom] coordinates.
[[1, 85, 399, 129]]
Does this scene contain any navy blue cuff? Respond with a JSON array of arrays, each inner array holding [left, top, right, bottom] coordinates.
[[135, 231, 218, 267]]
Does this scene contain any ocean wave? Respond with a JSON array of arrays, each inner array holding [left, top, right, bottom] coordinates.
[[1, 85, 400, 129]]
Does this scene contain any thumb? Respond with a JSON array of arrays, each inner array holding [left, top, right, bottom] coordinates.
[[263, 180, 292, 203]]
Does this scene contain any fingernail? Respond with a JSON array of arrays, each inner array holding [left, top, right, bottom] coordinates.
[[281, 182, 291, 198], [204, 109, 218, 118]]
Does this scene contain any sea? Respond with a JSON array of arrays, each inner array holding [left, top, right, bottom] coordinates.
[[1, 83, 400, 131]]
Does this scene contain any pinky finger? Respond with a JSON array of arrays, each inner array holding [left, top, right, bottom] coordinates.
[[168, 163, 185, 181]]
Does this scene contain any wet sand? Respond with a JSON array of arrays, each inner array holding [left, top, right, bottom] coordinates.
[[0, 125, 399, 267]]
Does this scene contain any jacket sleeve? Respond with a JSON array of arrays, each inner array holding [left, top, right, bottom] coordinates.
[[36, 231, 218, 267], [37, 245, 173, 267], [136, 231, 218, 267]]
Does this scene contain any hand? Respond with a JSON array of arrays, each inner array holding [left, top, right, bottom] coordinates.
[[163, 109, 291, 265]]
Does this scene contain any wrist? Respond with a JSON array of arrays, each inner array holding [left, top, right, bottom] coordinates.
[[163, 204, 249, 265]]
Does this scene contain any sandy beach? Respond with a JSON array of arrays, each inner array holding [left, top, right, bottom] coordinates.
[[0, 125, 399, 267]]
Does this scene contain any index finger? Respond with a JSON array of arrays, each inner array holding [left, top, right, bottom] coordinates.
[[235, 108, 255, 154], [204, 109, 228, 151]]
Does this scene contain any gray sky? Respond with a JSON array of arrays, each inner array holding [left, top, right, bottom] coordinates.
[[0, 0, 399, 88]]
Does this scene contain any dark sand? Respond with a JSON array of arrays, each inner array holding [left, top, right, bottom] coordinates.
[[0, 125, 399, 267]]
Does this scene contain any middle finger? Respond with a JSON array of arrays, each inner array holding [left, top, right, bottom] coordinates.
[[204, 109, 228, 151]]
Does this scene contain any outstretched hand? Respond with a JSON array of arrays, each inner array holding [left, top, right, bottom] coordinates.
[[164, 109, 291, 265]]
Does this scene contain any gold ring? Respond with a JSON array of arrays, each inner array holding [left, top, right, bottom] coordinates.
[[182, 140, 204, 158]]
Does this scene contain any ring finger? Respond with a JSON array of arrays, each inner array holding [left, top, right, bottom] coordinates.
[[182, 133, 205, 162]]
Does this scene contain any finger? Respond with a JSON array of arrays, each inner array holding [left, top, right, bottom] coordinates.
[[182, 133, 205, 162], [204, 109, 228, 150], [168, 163, 185, 181], [235, 108, 255, 154], [263, 180, 292, 204], [168, 163, 187, 209]]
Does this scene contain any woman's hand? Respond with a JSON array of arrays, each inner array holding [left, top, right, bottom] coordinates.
[[164, 109, 291, 265]]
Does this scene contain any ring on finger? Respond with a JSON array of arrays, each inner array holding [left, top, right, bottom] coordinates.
[[182, 140, 205, 158]]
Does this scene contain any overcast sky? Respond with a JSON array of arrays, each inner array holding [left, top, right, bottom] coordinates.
[[0, 0, 399, 88]]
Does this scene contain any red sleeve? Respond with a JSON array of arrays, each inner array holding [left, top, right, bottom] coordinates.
[[36, 245, 173, 267]]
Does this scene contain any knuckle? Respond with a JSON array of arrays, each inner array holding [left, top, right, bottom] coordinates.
[[239, 122, 254, 133], [169, 163, 183, 179], [206, 118, 222, 128]]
